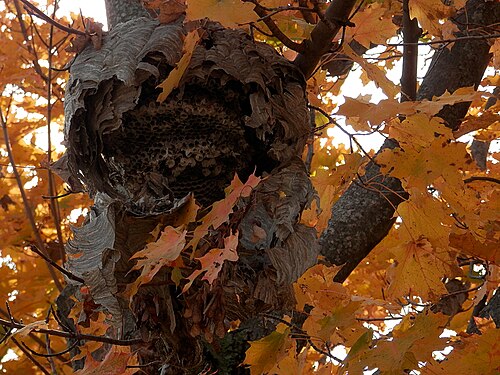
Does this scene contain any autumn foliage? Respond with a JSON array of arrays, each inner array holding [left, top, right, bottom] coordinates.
[[0, 0, 499, 374]]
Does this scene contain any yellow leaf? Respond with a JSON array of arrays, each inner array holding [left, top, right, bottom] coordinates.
[[244, 323, 292, 375], [422, 327, 500, 374], [345, 3, 398, 48], [387, 238, 459, 300], [343, 44, 399, 99], [186, 0, 257, 28], [377, 135, 473, 192], [409, 0, 458, 39], [293, 264, 346, 312], [157, 29, 201, 102], [360, 312, 448, 373]]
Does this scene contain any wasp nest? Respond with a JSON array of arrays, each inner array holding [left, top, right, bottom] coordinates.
[[58, 19, 309, 215]]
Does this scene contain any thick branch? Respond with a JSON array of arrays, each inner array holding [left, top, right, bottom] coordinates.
[[293, 0, 358, 78], [321, 0, 500, 282]]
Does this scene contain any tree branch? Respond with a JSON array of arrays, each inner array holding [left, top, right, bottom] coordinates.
[[293, 0, 358, 78]]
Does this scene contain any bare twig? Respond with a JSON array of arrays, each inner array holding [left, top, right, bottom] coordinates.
[[11, 337, 52, 375], [388, 33, 500, 46], [261, 313, 344, 363], [0, 317, 143, 346], [46, 0, 66, 264], [463, 176, 500, 184], [44, 306, 58, 373], [17, 0, 86, 36], [22, 339, 79, 358], [28, 245, 84, 284]]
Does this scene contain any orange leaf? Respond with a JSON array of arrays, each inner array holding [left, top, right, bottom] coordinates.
[[422, 327, 500, 374], [409, 0, 460, 39], [344, 3, 398, 48], [360, 312, 449, 373], [75, 346, 138, 375], [126, 226, 187, 298], [186, 0, 257, 28], [144, 0, 187, 24], [188, 173, 261, 250], [157, 29, 201, 102], [183, 232, 239, 292]]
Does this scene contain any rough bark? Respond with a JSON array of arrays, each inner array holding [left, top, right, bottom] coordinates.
[[104, 0, 150, 28], [293, 0, 358, 78], [320, 0, 500, 282]]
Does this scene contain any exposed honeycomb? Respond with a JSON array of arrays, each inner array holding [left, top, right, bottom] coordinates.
[[102, 88, 252, 208]]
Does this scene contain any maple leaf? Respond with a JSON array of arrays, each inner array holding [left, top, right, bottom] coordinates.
[[243, 323, 293, 375], [302, 153, 362, 232], [157, 29, 201, 102], [377, 136, 473, 192], [183, 232, 239, 292], [125, 226, 187, 298], [294, 264, 346, 312], [186, 0, 257, 28], [450, 231, 500, 264], [422, 327, 500, 374], [343, 44, 399, 99], [360, 312, 449, 373], [492, 38, 500, 69], [75, 346, 138, 375], [344, 3, 398, 49], [188, 173, 261, 250], [143, 0, 187, 24], [337, 87, 482, 131], [386, 238, 460, 301], [409, 0, 459, 39], [303, 299, 367, 347]]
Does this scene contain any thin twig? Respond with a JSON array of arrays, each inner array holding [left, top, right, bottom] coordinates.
[[388, 33, 500, 46], [261, 313, 344, 363], [28, 245, 84, 284], [46, 0, 66, 264], [22, 339, 79, 358], [11, 337, 52, 375], [0, 308, 69, 363], [0, 317, 143, 346], [17, 0, 86, 36], [463, 176, 500, 184], [44, 305, 58, 373]]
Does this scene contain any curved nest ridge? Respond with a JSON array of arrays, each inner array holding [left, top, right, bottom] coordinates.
[[60, 18, 309, 215]]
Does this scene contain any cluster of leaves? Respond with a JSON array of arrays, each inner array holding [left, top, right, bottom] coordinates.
[[0, 0, 498, 374]]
